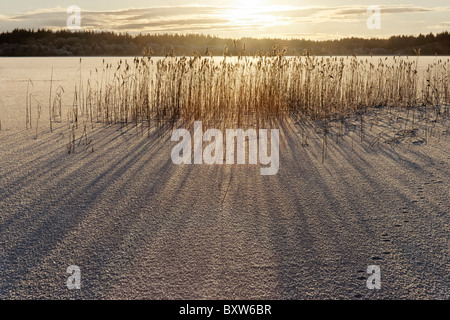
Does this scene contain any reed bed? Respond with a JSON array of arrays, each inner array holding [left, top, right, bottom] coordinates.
[[31, 53, 450, 136]]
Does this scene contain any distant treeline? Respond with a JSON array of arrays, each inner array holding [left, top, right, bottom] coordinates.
[[1, 29, 449, 57]]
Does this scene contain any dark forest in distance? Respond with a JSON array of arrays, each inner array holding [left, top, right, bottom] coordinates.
[[1, 29, 449, 57]]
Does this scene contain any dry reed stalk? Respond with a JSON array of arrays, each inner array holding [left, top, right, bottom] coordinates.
[[48, 67, 53, 133]]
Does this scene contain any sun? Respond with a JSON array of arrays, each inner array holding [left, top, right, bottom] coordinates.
[[229, 0, 264, 23], [222, 0, 282, 31], [241, 0, 262, 10]]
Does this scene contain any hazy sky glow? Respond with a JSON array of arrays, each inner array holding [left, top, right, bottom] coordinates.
[[1, 0, 449, 39]]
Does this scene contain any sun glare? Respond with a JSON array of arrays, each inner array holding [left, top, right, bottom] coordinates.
[[239, 0, 263, 17], [226, 0, 275, 28], [241, 0, 261, 10], [218, 0, 289, 34]]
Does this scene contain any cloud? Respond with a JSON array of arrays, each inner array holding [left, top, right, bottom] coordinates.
[[275, 5, 450, 23], [0, 4, 449, 37], [426, 22, 450, 29]]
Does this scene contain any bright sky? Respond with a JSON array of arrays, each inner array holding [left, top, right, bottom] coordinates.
[[0, 0, 449, 39]]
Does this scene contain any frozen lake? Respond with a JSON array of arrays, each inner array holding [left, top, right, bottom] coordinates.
[[0, 56, 448, 299]]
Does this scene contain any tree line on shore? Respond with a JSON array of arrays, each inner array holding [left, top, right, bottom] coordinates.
[[0, 29, 449, 56]]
